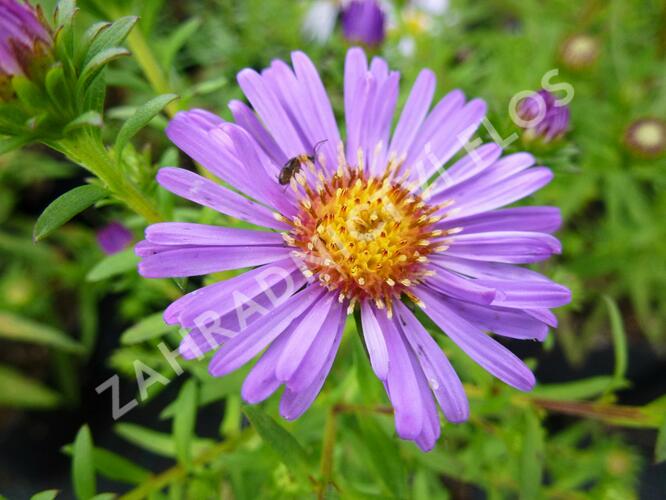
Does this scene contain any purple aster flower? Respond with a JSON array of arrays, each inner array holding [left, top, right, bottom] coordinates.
[[97, 222, 133, 255], [136, 48, 570, 451], [516, 89, 570, 142], [341, 0, 386, 47], [0, 0, 51, 81]]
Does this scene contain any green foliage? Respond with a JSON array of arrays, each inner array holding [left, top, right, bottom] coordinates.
[[72, 425, 96, 500]]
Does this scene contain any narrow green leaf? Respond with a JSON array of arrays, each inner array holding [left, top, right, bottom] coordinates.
[[78, 47, 129, 94], [62, 445, 151, 484], [72, 425, 96, 500], [0, 311, 84, 353], [45, 64, 69, 111], [0, 364, 61, 409], [121, 312, 178, 344], [115, 423, 213, 458], [114, 94, 178, 157], [519, 411, 544, 500], [174, 379, 198, 466], [54, 0, 77, 26], [33, 184, 107, 241], [160, 18, 201, 68], [63, 111, 104, 134], [242, 405, 310, 478], [12, 75, 48, 111], [531, 376, 628, 400], [603, 295, 628, 383], [30, 490, 59, 500], [86, 248, 139, 282], [656, 416, 666, 463], [0, 135, 30, 155], [84, 17, 138, 67]]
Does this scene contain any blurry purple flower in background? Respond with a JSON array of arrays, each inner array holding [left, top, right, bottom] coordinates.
[[0, 0, 51, 84], [341, 0, 386, 46], [516, 89, 570, 143], [136, 48, 570, 451], [97, 222, 133, 255]]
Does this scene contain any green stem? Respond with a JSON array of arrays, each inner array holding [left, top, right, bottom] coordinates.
[[59, 132, 163, 223], [317, 408, 338, 500], [125, 27, 179, 118]]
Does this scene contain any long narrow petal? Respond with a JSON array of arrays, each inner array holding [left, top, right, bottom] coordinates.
[[208, 285, 325, 376], [156, 167, 287, 230], [437, 207, 562, 235], [426, 266, 496, 305], [138, 245, 291, 278], [394, 301, 469, 423], [376, 310, 424, 440], [416, 288, 536, 391], [360, 300, 390, 380], [443, 231, 561, 264], [145, 223, 283, 247]]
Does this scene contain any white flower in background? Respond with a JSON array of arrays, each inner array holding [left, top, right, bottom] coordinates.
[[413, 0, 449, 16], [302, 0, 338, 43]]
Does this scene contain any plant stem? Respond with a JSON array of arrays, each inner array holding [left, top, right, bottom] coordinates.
[[59, 132, 163, 223], [125, 27, 179, 118], [317, 407, 338, 500]]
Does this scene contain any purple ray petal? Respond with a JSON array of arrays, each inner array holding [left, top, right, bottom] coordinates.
[[146, 223, 284, 247], [437, 207, 562, 235], [426, 266, 496, 305], [360, 301, 390, 380], [275, 293, 337, 383], [428, 143, 502, 197], [416, 287, 536, 391], [156, 167, 288, 230], [376, 310, 424, 440], [208, 285, 325, 377], [407, 345, 441, 452], [444, 231, 561, 264], [432, 255, 552, 283], [229, 99, 287, 167], [480, 279, 571, 309], [389, 69, 436, 158], [138, 245, 291, 278], [394, 301, 469, 423]]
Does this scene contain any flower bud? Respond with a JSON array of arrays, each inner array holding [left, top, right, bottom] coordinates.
[[97, 222, 133, 255], [0, 0, 52, 100], [341, 0, 386, 47], [559, 34, 600, 71], [516, 89, 570, 143]]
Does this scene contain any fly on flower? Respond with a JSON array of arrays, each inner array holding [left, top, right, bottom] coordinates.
[[136, 48, 571, 451]]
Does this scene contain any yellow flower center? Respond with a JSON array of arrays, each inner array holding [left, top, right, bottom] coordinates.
[[280, 156, 445, 315]]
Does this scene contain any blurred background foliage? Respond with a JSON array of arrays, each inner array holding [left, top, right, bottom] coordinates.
[[0, 0, 665, 498]]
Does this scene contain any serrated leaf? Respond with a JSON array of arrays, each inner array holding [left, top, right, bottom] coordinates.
[[519, 411, 544, 500], [603, 295, 628, 384], [174, 379, 198, 466], [0, 364, 61, 409], [62, 445, 151, 484], [86, 248, 138, 282], [33, 184, 107, 241], [78, 47, 129, 95], [30, 490, 59, 500], [0, 311, 84, 353], [114, 93, 178, 157], [242, 405, 310, 478], [121, 312, 178, 345], [115, 423, 213, 458], [84, 16, 138, 67], [72, 425, 96, 500]]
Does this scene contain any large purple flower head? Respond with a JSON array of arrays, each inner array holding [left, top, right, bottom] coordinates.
[[0, 0, 51, 93], [341, 0, 386, 47], [136, 48, 570, 451], [516, 89, 570, 143]]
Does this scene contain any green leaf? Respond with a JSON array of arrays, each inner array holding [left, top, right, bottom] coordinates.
[[114, 94, 178, 157], [84, 17, 138, 67], [519, 411, 544, 500], [86, 248, 139, 282], [121, 312, 178, 344], [656, 416, 666, 463], [174, 379, 198, 466], [242, 405, 310, 478], [160, 18, 201, 69], [115, 423, 213, 458], [45, 64, 70, 111], [63, 111, 104, 134], [62, 445, 151, 484], [0, 364, 61, 409], [33, 184, 107, 241], [0, 311, 84, 353], [72, 425, 96, 500], [603, 295, 628, 384], [78, 47, 129, 94], [0, 135, 30, 155], [90, 495, 114, 500], [12, 75, 48, 111], [30, 490, 59, 500], [54, 0, 77, 26]]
